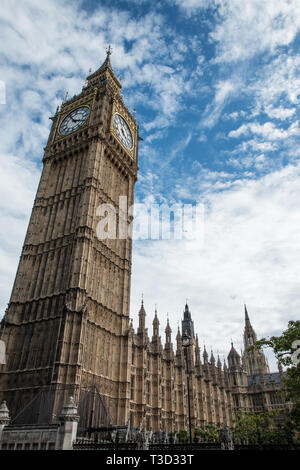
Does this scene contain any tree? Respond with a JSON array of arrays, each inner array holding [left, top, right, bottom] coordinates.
[[232, 410, 284, 445], [252, 320, 300, 368], [195, 423, 221, 442], [250, 320, 300, 434], [176, 430, 189, 443]]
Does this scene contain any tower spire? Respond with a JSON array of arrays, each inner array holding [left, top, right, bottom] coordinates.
[[86, 46, 121, 92], [244, 304, 251, 326], [203, 344, 208, 364], [181, 302, 194, 338], [138, 298, 146, 332], [243, 305, 257, 348], [165, 316, 172, 343], [242, 306, 269, 375], [106, 44, 112, 58], [152, 307, 159, 338], [176, 325, 182, 353]]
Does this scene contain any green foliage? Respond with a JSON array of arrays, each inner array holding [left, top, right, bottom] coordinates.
[[249, 320, 300, 432], [250, 320, 300, 368], [232, 410, 290, 445], [176, 430, 189, 443], [195, 424, 222, 442]]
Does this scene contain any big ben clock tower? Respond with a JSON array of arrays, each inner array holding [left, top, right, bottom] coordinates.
[[0, 47, 139, 427]]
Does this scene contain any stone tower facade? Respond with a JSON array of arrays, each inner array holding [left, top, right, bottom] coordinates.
[[0, 49, 139, 426]]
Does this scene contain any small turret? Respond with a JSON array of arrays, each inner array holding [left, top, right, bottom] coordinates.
[[181, 303, 194, 338], [228, 342, 241, 370], [152, 308, 159, 338], [176, 326, 182, 348], [165, 317, 172, 344], [195, 335, 201, 365], [138, 299, 146, 333], [203, 345, 208, 364], [210, 350, 216, 366]]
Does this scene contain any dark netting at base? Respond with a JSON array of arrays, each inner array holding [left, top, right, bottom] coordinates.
[[77, 385, 114, 436], [10, 384, 113, 432]]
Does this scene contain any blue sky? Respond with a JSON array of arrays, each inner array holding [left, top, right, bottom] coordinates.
[[1, 0, 300, 369]]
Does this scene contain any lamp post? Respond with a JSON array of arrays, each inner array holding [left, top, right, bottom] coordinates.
[[182, 331, 192, 445]]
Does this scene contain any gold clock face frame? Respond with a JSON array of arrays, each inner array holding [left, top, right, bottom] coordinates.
[[59, 106, 90, 136], [113, 113, 133, 150]]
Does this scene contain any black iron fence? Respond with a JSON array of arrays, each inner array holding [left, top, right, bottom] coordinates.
[[234, 443, 300, 451], [149, 442, 222, 451], [73, 439, 138, 451], [73, 439, 300, 451]]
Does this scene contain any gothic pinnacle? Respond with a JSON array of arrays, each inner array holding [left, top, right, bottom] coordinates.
[[244, 304, 251, 325], [165, 316, 171, 334], [106, 44, 112, 57]]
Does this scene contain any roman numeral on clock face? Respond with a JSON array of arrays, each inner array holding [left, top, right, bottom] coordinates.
[[59, 106, 90, 136], [113, 113, 133, 149]]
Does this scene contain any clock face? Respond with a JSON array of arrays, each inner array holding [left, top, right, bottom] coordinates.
[[59, 106, 90, 136], [113, 114, 133, 150]]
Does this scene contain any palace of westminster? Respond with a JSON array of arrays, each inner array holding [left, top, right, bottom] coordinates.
[[0, 49, 291, 436]]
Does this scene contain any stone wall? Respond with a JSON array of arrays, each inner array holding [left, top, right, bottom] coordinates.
[[0, 396, 79, 450], [0, 424, 58, 450]]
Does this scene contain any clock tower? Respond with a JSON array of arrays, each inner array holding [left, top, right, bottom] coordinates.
[[0, 48, 139, 427]]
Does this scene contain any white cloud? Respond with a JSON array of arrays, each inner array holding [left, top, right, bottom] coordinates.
[[193, 2, 300, 132], [229, 120, 300, 140], [264, 106, 296, 120], [210, 0, 300, 63], [241, 140, 278, 153], [250, 54, 300, 116], [201, 79, 239, 128], [131, 162, 300, 369]]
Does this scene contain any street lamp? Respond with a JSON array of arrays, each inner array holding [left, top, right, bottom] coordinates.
[[182, 330, 192, 445]]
